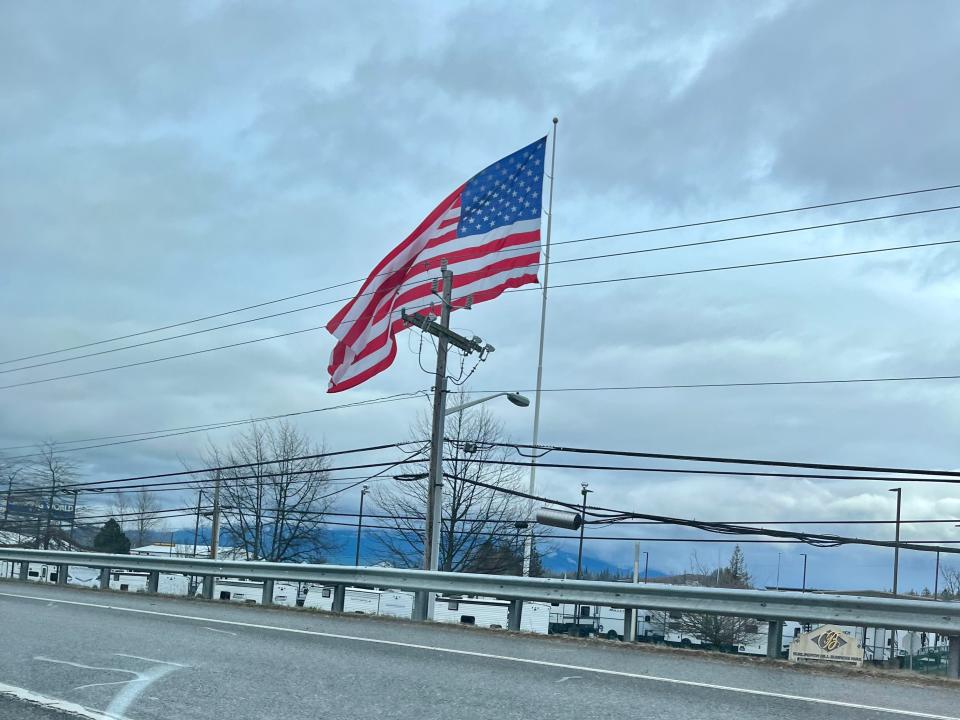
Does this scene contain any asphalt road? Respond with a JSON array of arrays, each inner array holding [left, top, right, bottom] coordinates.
[[0, 581, 957, 720]]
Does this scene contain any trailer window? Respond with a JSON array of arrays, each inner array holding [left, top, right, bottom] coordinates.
[[219, 591, 231, 600], [460, 615, 476, 625], [322, 588, 332, 598], [579, 606, 591, 618], [447, 601, 459, 611]]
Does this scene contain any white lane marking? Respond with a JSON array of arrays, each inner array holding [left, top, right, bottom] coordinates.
[[556, 675, 582, 683], [0, 681, 126, 720], [33, 652, 180, 714], [113, 653, 187, 667], [74, 680, 146, 692], [2, 590, 956, 720], [201, 626, 238, 636], [104, 664, 176, 718], [34, 657, 138, 676]]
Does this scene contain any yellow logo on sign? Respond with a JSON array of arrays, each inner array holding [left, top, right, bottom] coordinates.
[[812, 629, 847, 653]]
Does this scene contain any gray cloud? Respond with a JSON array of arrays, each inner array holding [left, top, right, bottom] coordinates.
[[3, 0, 960, 591]]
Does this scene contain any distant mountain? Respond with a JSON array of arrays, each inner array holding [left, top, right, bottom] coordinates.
[[538, 546, 665, 579], [163, 525, 663, 578]]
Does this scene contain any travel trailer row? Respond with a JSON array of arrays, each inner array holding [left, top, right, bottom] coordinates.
[[303, 585, 552, 634], [1, 562, 946, 660]]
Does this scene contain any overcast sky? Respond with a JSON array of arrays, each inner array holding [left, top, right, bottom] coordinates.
[[3, 0, 960, 591]]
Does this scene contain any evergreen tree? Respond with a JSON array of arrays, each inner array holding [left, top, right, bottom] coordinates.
[[93, 518, 131, 554]]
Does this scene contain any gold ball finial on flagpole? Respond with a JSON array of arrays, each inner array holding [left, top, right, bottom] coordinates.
[[552, 117, 558, 124]]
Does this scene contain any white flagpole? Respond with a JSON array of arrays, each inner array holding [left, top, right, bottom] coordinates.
[[523, 117, 558, 576]]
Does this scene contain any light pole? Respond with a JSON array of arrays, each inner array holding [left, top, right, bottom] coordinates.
[[889, 487, 902, 595], [444, 392, 530, 416], [642, 551, 650, 583], [801, 553, 808, 592], [935, 550, 941, 598], [355, 485, 369, 566], [576, 482, 592, 580], [776, 551, 782, 591]]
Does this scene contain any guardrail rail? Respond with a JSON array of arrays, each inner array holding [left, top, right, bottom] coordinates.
[[1, 547, 958, 677]]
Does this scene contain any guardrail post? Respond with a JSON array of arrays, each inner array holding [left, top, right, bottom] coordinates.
[[332, 584, 346, 613], [766, 621, 784, 659], [413, 591, 429, 621], [18, 562, 29, 582], [262, 579, 274, 606], [201, 575, 214, 600], [99, 568, 110, 590], [624, 608, 638, 642], [507, 600, 522, 631], [147, 570, 160, 594], [56, 565, 68, 585], [948, 636, 960, 679]]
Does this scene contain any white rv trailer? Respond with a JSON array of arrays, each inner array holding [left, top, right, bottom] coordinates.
[[436, 596, 550, 634], [302, 586, 415, 618]]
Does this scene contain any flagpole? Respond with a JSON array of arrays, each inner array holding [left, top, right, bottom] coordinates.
[[522, 117, 558, 576]]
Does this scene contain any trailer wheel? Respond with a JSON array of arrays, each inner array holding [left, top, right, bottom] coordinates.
[[606, 629, 620, 640]]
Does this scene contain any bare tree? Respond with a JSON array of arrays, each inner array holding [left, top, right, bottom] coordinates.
[[373, 399, 526, 573], [112, 492, 132, 531], [653, 546, 759, 649], [940, 564, 960, 599], [28, 442, 78, 548], [195, 420, 336, 562], [130, 490, 163, 547], [1, 454, 25, 532]]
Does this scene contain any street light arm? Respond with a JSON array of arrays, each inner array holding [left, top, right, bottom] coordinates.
[[444, 392, 530, 416]]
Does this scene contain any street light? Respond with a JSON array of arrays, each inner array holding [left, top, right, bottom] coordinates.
[[890, 487, 902, 595], [576, 482, 592, 580], [444, 392, 530, 416], [642, 551, 650, 583], [355, 485, 370, 567], [801, 553, 808, 592]]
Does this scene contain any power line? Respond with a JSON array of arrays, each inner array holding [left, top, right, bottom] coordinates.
[[5, 442, 413, 496], [442, 453, 960, 484], [445, 471, 960, 556], [5, 232, 960, 393], [482, 441, 960, 479], [4, 203, 959, 377], [0, 392, 427, 460], [475, 372, 960, 393]]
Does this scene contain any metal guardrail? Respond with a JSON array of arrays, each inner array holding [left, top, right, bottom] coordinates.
[[3, 548, 960, 638]]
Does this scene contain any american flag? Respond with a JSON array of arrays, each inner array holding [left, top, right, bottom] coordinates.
[[326, 138, 547, 392]]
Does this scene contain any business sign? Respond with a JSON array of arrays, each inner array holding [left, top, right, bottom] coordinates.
[[789, 624, 863, 666], [4, 496, 75, 522]]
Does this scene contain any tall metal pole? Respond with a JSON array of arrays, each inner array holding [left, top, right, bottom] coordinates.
[[776, 552, 782, 591], [643, 552, 650, 583], [890, 487, 902, 595], [935, 550, 941, 598], [801, 553, 808, 592], [355, 485, 368, 566], [576, 482, 590, 580], [210, 473, 221, 560], [523, 118, 558, 577], [192, 490, 201, 558]]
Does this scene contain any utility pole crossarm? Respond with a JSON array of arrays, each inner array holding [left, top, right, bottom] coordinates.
[[400, 309, 487, 356]]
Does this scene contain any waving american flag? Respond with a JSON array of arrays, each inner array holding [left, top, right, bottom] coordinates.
[[326, 138, 546, 392]]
